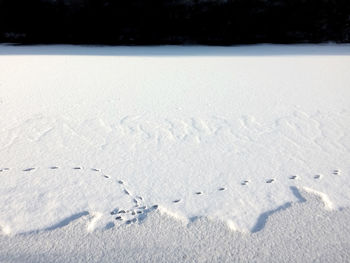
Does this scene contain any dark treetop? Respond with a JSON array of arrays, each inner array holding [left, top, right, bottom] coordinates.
[[1, 0, 349, 45]]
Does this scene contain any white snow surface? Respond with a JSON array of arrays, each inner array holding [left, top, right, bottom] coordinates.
[[0, 44, 350, 235]]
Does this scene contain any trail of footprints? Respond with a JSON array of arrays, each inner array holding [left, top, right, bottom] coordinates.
[[111, 178, 159, 225], [0, 165, 159, 227], [0, 165, 344, 227]]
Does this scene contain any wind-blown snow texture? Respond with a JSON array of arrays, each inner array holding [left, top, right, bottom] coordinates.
[[0, 45, 350, 235], [2, 189, 350, 263]]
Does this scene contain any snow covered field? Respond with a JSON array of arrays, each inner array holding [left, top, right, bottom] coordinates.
[[0, 45, 350, 257]]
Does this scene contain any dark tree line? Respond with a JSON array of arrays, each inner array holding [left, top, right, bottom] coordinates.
[[1, 0, 349, 44]]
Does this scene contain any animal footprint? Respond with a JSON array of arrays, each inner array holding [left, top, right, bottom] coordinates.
[[289, 175, 297, 180], [241, 180, 249, 186], [110, 208, 119, 215], [266, 179, 274, 184], [126, 218, 137, 225], [23, 168, 36, 172], [314, 174, 322, 179]]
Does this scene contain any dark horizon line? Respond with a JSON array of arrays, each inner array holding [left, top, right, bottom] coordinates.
[[1, 43, 350, 56]]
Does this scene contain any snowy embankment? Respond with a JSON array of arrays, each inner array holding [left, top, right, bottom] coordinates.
[[0, 45, 349, 236]]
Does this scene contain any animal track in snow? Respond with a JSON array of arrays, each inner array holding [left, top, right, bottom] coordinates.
[[126, 218, 137, 225], [2, 164, 159, 228], [266, 179, 275, 184], [108, 175, 160, 227], [15, 166, 109, 174], [241, 180, 249, 186], [14, 164, 149, 228], [333, 169, 340, 175], [2, 164, 344, 230], [110, 208, 119, 215], [23, 168, 36, 172], [110, 200, 159, 226]]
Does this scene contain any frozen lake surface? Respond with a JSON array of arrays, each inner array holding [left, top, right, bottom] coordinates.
[[0, 44, 350, 236]]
